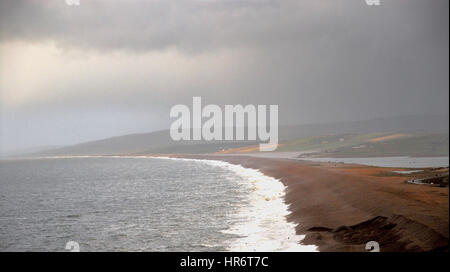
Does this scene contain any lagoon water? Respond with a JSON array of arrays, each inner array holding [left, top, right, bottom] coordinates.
[[299, 156, 449, 168], [0, 157, 314, 252]]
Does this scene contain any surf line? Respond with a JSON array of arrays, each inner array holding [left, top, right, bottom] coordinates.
[[155, 156, 318, 252]]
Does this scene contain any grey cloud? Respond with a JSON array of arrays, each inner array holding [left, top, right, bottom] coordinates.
[[0, 0, 445, 53], [0, 0, 448, 151]]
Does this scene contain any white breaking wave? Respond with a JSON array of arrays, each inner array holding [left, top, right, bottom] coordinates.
[[32, 155, 317, 251], [156, 156, 318, 252]]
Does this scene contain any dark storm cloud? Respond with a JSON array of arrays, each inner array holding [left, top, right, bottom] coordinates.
[[1, 0, 289, 52], [1, 0, 446, 54], [0, 0, 448, 151]]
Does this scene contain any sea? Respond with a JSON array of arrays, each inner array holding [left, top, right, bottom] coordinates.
[[0, 156, 316, 252]]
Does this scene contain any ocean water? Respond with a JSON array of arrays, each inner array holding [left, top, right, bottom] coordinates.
[[0, 157, 315, 252]]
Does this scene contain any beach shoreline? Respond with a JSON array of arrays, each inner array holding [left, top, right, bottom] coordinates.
[[164, 154, 449, 252]]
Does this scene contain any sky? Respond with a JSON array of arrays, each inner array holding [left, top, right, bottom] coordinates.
[[0, 0, 448, 153]]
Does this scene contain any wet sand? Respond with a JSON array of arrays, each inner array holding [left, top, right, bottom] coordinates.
[[169, 154, 449, 252]]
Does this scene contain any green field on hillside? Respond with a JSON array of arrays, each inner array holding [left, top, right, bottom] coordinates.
[[278, 133, 449, 157]]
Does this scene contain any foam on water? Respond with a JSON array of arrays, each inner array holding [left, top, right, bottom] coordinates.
[[27, 155, 317, 251], [156, 156, 317, 252]]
